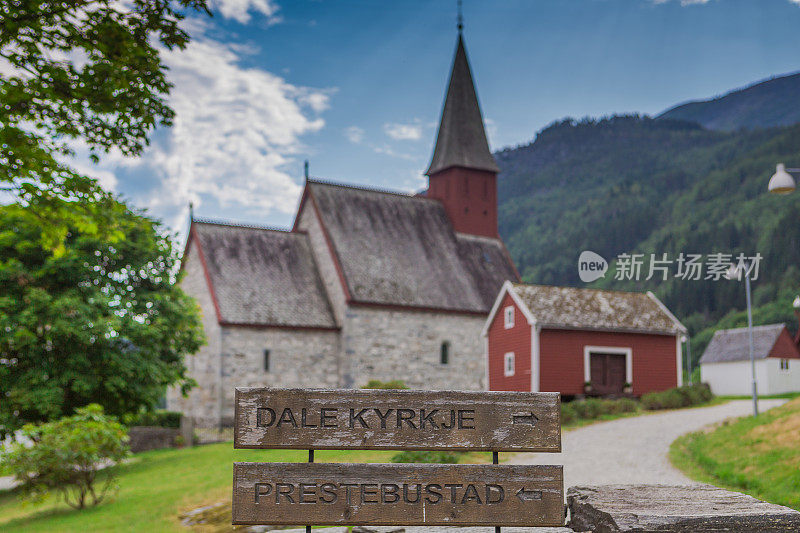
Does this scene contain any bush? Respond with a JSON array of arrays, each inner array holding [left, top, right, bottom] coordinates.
[[362, 380, 409, 390], [4, 404, 130, 509], [122, 410, 182, 429], [642, 383, 713, 411], [560, 403, 578, 424], [572, 398, 603, 419], [391, 450, 463, 464], [564, 397, 640, 423]]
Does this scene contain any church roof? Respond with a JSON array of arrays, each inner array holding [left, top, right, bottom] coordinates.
[[505, 283, 685, 335], [190, 220, 337, 329], [304, 180, 518, 313], [426, 34, 499, 175]]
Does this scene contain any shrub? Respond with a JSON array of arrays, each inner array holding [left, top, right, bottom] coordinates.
[[572, 398, 603, 419], [362, 380, 409, 390], [642, 383, 713, 411], [391, 450, 463, 463], [560, 403, 578, 424], [122, 410, 182, 429], [4, 404, 130, 509]]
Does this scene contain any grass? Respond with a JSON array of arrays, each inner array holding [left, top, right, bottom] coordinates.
[[0, 444, 490, 532], [670, 396, 800, 511], [716, 392, 800, 401]]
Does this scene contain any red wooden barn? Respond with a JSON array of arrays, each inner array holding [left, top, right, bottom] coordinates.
[[483, 282, 687, 397]]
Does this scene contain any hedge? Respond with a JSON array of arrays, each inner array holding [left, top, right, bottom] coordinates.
[[122, 410, 182, 429]]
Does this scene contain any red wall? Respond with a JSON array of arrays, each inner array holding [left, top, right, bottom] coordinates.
[[427, 167, 497, 238], [538, 329, 679, 396], [487, 293, 531, 391], [768, 328, 800, 359]]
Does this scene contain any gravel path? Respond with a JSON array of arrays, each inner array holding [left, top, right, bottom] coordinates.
[[507, 398, 786, 489]]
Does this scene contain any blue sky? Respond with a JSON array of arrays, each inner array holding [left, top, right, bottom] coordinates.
[[78, 0, 800, 236]]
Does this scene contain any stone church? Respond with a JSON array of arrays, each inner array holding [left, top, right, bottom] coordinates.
[[167, 33, 519, 431]]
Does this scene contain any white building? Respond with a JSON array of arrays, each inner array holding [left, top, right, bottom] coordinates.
[[699, 323, 800, 396]]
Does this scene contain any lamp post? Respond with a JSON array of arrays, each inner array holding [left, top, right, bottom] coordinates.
[[680, 335, 693, 386], [726, 263, 758, 417]]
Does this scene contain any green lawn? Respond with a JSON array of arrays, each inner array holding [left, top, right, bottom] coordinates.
[[670, 396, 800, 511], [0, 444, 494, 532], [0, 445, 404, 532]]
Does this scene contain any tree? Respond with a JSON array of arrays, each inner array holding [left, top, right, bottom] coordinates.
[[0, 203, 204, 436], [0, 0, 208, 246], [5, 404, 130, 509]]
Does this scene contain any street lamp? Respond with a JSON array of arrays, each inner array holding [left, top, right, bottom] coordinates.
[[681, 335, 693, 386], [768, 163, 797, 194], [726, 263, 758, 417]]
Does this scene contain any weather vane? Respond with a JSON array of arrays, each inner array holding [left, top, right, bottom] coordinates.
[[457, 0, 463, 32]]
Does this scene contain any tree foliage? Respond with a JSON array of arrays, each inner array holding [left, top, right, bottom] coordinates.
[[0, 203, 204, 436], [0, 0, 208, 246], [4, 404, 130, 509], [497, 116, 800, 368]]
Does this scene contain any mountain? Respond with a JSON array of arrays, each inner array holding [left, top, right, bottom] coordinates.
[[495, 115, 800, 364], [658, 71, 800, 131]]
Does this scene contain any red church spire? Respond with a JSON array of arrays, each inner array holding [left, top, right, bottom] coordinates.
[[426, 33, 499, 238]]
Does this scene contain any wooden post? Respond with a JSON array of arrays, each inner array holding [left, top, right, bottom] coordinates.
[[493, 451, 500, 533], [306, 449, 314, 533]]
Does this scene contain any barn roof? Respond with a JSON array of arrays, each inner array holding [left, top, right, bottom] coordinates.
[[190, 220, 337, 329], [426, 34, 499, 175], [699, 324, 786, 364], [507, 283, 685, 335], [306, 180, 518, 313]]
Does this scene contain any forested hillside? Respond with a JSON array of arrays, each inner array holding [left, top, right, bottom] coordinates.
[[496, 116, 800, 360], [658, 71, 800, 131]]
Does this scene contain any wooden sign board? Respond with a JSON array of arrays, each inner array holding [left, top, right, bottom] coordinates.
[[232, 462, 564, 527], [234, 388, 560, 452]]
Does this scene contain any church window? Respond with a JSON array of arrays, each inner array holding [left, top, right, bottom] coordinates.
[[440, 341, 451, 365], [264, 349, 271, 372], [780, 359, 790, 372]]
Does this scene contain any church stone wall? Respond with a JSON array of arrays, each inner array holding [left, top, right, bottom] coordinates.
[[217, 326, 341, 426], [341, 306, 486, 391], [166, 242, 223, 429]]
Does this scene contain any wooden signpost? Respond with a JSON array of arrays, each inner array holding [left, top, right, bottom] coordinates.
[[232, 388, 564, 529]]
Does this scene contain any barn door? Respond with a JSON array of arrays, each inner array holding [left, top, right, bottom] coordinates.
[[590, 352, 626, 395]]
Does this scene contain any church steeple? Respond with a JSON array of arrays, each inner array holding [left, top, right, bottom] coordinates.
[[426, 35, 499, 176], [426, 33, 499, 238]]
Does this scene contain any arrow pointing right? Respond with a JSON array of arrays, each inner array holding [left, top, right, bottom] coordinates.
[[516, 487, 543, 502]]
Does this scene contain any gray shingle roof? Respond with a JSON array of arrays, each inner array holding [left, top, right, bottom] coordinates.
[[308, 180, 518, 312], [192, 221, 337, 328], [426, 34, 499, 175], [699, 324, 786, 364], [511, 283, 684, 335]]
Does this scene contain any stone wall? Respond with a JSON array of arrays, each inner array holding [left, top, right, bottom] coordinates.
[[166, 241, 223, 429], [218, 326, 341, 426], [128, 426, 180, 453], [341, 306, 487, 391]]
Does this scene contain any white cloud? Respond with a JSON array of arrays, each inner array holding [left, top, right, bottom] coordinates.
[[344, 126, 364, 144], [384, 122, 423, 141], [212, 0, 281, 24], [125, 30, 329, 230]]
